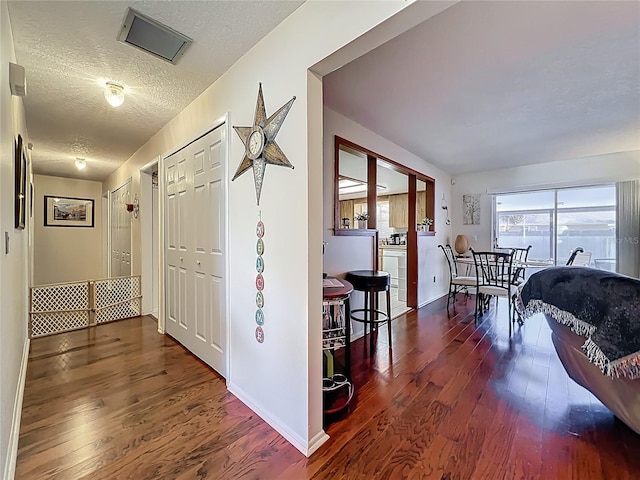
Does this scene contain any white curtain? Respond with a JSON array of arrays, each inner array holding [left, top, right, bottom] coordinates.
[[616, 180, 640, 278]]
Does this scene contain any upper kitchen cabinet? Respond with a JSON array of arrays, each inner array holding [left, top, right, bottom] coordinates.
[[416, 179, 433, 231], [386, 190, 428, 229], [388, 193, 408, 228]]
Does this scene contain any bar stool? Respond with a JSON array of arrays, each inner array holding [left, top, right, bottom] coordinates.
[[345, 270, 392, 357]]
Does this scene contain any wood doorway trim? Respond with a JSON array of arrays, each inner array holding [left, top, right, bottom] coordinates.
[[334, 136, 436, 308]]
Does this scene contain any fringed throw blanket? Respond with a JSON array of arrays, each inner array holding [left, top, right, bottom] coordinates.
[[519, 266, 640, 380]]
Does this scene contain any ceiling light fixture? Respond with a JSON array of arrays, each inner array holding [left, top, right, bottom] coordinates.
[[75, 158, 87, 170], [104, 81, 125, 107], [338, 176, 386, 195]]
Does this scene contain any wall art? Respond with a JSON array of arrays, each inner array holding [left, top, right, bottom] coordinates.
[[463, 193, 481, 225], [14, 134, 27, 230], [44, 195, 95, 227], [231, 83, 295, 205]]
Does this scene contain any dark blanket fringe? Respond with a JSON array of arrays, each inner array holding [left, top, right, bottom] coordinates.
[[523, 299, 640, 380]]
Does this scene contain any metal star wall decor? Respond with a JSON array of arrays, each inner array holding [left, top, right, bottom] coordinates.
[[232, 83, 296, 205]]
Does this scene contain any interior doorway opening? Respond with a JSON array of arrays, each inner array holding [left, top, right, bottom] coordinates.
[[110, 179, 132, 278], [140, 160, 160, 320]]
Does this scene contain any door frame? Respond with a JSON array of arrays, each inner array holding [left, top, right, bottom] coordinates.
[[139, 157, 160, 318], [102, 191, 110, 277], [158, 112, 231, 377]]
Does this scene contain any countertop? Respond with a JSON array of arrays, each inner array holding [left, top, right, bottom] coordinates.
[[379, 244, 407, 250]]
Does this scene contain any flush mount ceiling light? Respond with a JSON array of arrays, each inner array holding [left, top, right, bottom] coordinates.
[[118, 8, 192, 64], [75, 158, 87, 170], [338, 176, 386, 195], [104, 82, 125, 107]]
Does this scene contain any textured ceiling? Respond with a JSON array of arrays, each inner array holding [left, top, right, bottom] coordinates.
[[324, 1, 640, 175], [8, 0, 304, 181]]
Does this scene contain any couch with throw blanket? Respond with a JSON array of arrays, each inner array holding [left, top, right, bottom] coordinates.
[[519, 266, 640, 434]]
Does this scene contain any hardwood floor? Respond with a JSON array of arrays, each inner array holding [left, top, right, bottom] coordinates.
[[16, 296, 640, 479]]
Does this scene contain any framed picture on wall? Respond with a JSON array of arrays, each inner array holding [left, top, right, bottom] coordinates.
[[44, 195, 95, 227], [14, 134, 27, 230], [463, 193, 481, 225]]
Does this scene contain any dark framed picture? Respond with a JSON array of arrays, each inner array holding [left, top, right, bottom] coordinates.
[[14, 134, 27, 230], [44, 195, 95, 228]]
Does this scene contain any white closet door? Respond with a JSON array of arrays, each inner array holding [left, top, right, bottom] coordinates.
[[111, 181, 131, 277], [165, 125, 226, 375]]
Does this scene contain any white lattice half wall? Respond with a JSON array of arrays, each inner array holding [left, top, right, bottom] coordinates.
[[31, 311, 89, 337], [31, 282, 88, 313], [95, 276, 142, 324], [30, 276, 142, 337], [30, 282, 89, 337]]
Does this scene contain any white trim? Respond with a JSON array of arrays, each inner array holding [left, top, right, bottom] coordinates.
[[486, 180, 617, 196], [418, 292, 449, 309], [157, 153, 166, 335], [4, 338, 30, 480], [221, 112, 231, 381], [227, 382, 328, 457], [101, 192, 110, 277], [307, 430, 331, 457], [139, 158, 160, 316]]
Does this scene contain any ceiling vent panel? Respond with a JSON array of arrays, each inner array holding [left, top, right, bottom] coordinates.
[[118, 8, 192, 64]]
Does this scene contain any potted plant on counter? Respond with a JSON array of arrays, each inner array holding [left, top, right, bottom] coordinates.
[[419, 217, 433, 231], [355, 212, 369, 229]]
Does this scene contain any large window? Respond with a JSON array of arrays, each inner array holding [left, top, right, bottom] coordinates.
[[494, 185, 616, 269]]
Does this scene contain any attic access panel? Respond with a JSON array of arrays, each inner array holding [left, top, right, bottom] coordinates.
[[118, 8, 192, 65]]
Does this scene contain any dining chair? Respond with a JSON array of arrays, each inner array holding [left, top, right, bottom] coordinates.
[[510, 245, 532, 283], [438, 244, 478, 316], [594, 258, 616, 272], [566, 247, 584, 265], [572, 250, 592, 267], [471, 248, 517, 335]]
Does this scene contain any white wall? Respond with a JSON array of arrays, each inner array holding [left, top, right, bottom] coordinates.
[[32, 175, 103, 285], [322, 107, 453, 330], [451, 151, 640, 250], [100, 0, 456, 456], [1, 2, 31, 477]]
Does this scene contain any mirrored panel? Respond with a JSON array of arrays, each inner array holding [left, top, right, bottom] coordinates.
[[338, 145, 368, 229], [416, 179, 429, 231], [377, 160, 408, 243]]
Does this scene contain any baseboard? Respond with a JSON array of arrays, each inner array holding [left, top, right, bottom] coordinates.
[[418, 291, 448, 308], [306, 429, 330, 456], [227, 382, 328, 457], [3, 338, 29, 480]]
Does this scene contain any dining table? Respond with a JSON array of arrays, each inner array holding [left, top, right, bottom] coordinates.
[[455, 254, 555, 326]]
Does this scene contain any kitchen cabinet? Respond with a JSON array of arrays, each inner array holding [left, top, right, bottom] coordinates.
[[416, 191, 427, 223], [388, 192, 427, 228], [388, 193, 408, 228], [339, 198, 367, 228], [339, 200, 354, 226], [380, 246, 407, 302]]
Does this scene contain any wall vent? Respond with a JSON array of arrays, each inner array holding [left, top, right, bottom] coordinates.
[[117, 8, 192, 65]]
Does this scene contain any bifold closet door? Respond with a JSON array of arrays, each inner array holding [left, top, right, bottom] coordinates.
[[165, 125, 226, 375]]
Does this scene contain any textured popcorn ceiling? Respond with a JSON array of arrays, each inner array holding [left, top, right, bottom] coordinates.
[[324, 1, 640, 175], [7, 0, 304, 181]]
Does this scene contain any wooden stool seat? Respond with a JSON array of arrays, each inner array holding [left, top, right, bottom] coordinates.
[[345, 270, 392, 357]]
